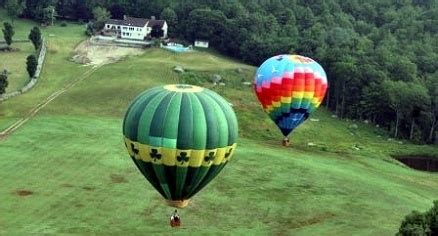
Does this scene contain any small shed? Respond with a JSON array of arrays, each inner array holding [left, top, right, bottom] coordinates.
[[194, 40, 209, 48]]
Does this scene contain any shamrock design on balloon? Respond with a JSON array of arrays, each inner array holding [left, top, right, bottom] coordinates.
[[177, 152, 189, 164], [131, 143, 139, 155], [204, 151, 216, 163], [150, 149, 162, 162], [224, 148, 233, 159]]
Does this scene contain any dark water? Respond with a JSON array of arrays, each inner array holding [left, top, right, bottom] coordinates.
[[395, 156, 438, 172]]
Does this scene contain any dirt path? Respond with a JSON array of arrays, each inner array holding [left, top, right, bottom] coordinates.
[[0, 65, 102, 140], [72, 39, 145, 66]]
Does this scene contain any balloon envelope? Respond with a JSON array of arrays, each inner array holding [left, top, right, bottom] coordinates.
[[254, 55, 328, 137], [122, 84, 238, 207]]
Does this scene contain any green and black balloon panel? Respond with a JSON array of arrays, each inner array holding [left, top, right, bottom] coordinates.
[[123, 84, 238, 207]]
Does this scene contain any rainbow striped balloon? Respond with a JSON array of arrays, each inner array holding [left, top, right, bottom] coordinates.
[[254, 55, 328, 137]]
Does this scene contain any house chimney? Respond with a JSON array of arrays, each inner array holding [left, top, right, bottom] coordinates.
[[123, 15, 127, 20], [151, 16, 156, 20]]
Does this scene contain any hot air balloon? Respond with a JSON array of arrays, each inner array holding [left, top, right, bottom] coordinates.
[[254, 55, 328, 146], [122, 84, 238, 208]]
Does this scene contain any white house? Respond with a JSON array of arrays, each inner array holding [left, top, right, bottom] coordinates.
[[194, 40, 209, 48], [104, 16, 168, 40]]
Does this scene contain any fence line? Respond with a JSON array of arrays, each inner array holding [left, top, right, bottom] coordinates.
[[0, 38, 47, 102]]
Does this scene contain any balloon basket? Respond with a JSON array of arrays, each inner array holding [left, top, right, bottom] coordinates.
[[282, 137, 290, 147], [166, 199, 190, 208]]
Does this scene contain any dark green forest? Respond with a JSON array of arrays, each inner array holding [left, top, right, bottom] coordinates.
[[1, 0, 436, 144]]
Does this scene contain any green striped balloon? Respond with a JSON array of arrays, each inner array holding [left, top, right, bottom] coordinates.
[[123, 84, 238, 208]]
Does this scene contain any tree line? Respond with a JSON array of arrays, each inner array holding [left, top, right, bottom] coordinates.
[[1, 0, 436, 143]]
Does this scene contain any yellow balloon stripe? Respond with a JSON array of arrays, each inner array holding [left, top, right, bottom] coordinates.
[[280, 97, 292, 103], [124, 137, 237, 168]]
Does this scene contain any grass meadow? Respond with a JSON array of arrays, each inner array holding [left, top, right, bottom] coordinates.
[[0, 41, 34, 93]]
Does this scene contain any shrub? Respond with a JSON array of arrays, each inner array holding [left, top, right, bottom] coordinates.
[[426, 201, 438, 234], [84, 22, 96, 36], [0, 70, 8, 95], [397, 211, 431, 236], [2, 22, 14, 47], [397, 201, 438, 236], [26, 54, 38, 78], [28, 26, 42, 50], [152, 39, 161, 47], [179, 72, 207, 85], [60, 21, 67, 27]]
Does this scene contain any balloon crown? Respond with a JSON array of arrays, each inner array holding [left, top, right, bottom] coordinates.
[[164, 84, 204, 93]]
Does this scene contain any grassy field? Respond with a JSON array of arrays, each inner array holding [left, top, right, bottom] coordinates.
[[0, 11, 89, 127], [0, 13, 437, 235], [0, 42, 34, 93]]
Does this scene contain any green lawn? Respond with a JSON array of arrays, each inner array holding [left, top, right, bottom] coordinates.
[[0, 14, 437, 235], [0, 15, 89, 127], [0, 11, 38, 94], [0, 42, 34, 93], [0, 115, 436, 235]]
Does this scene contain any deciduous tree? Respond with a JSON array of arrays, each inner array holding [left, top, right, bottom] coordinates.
[[92, 6, 110, 31], [5, 0, 24, 24], [160, 8, 177, 37]]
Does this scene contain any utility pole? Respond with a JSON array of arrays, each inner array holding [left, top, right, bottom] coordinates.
[[51, 7, 54, 26]]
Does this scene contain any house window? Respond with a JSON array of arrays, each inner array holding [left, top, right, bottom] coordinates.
[[123, 27, 127, 30], [117, 26, 120, 29], [106, 25, 110, 28]]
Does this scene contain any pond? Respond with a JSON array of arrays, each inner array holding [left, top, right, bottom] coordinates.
[[394, 155, 438, 172]]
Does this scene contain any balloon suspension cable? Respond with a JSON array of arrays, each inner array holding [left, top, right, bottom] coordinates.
[[282, 137, 290, 147]]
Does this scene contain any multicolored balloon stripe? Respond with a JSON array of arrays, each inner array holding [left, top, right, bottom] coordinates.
[[254, 55, 328, 137]]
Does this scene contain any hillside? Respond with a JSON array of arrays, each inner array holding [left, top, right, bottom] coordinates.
[[0, 16, 437, 235], [11, 0, 436, 143]]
